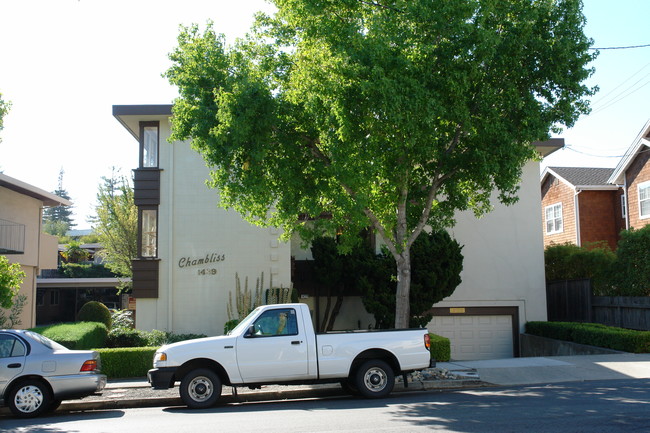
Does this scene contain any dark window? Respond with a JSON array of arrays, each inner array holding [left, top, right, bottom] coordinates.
[[0, 334, 26, 358], [36, 289, 45, 306], [50, 290, 60, 306], [252, 308, 298, 336]]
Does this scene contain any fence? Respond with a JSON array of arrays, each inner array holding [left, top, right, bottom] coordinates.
[[546, 279, 650, 331]]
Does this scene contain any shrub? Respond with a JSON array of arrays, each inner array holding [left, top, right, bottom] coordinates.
[[163, 333, 207, 344], [106, 328, 148, 348], [612, 225, 650, 296], [31, 322, 108, 350], [78, 301, 112, 329], [544, 242, 615, 295], [428, 333, 450, 362], [110, 309, 134, 331], [525, 321, 650, 353], [224, 319, 239, 334], [60, 263, 117, 278], [105, 328, 207, 348], [97, 347, 158, 378]]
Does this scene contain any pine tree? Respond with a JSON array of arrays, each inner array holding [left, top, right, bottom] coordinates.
[[43, 168, 75, 237]]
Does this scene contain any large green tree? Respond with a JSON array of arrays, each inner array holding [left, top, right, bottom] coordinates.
[[90, 171, 137, 291], [166, 0, 596, 327], [0, 255, 25, 309], [0, 92, 9, 143], [43, 168, 75, 237]]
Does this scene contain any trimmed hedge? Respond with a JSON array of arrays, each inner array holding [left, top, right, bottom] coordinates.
[[526, 321, 650, 353], [97, 347, 158, 379], [30, 322, 108, 350], [428, 333, 450, 362]]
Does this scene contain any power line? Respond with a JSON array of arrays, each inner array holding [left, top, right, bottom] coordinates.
[[590, 43, 650, 50]]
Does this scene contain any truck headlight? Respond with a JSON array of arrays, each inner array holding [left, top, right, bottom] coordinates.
[[154, 352, 167, 363]]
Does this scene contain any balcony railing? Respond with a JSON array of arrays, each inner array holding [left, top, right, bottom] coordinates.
[[0, 218, 26, 254]]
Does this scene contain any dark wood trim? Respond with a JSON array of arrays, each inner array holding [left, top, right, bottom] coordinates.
[[113, 105, 173, 116], [427, 306, 521, 357], [132, 259, 160, 298], [133, 168, 161, 206]]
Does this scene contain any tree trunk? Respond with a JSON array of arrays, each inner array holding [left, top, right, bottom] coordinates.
[[394, 251, 411, 329]]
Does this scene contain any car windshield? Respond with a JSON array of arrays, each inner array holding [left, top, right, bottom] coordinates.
[[24, 330, 68, 351]]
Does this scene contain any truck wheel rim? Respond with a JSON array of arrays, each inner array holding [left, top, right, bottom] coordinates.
[[188, 376, 213, 402], [364, 367, 387, 392], [14, 385, 44, 413]]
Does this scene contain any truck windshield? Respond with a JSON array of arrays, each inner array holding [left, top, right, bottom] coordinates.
[[227, 307, 262, 336]]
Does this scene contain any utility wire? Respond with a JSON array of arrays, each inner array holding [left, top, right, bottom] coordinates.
[[590, 43, 650, 50]]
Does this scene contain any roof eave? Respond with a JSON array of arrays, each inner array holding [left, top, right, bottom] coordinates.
[[0, 173, 72, 207]]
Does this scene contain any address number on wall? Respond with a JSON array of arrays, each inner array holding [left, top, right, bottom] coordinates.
[[198, 269, 218, 276]]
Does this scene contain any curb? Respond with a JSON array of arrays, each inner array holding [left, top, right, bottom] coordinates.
[[0, 378, 489, 416], [67, 379, 490, 411]]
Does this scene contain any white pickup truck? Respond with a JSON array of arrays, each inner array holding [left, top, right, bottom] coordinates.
[[148, 303, 432, 408]]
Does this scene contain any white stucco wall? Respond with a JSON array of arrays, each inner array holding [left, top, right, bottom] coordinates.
[[136, 119, 291, 336], [439, 161, 548, 329]]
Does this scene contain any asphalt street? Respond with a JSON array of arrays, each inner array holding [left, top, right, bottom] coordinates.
[[3, 379, 650, 433]]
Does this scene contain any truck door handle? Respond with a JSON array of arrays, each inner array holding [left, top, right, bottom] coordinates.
[[291, 341, 301, 345], [8, 363, 22, 368]]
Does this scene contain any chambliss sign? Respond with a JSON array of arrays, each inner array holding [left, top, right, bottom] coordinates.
[[178, 253, 226, 268]]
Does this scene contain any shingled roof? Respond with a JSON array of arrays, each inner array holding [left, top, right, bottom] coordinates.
[[545, 167, 616, 188]]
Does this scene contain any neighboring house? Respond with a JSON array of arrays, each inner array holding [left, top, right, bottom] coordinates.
[[540, 166, 624, 250], [609, 119, 650, 230], [113, 104, 560, 361], [0, 173, 68, 328], [37, 241, 125, 325], [540, 119, 650, 251]]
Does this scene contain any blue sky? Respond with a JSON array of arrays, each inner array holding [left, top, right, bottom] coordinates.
[[1, 0, 649, 228]]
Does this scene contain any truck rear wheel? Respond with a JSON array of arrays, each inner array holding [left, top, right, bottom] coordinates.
[[354, 359, 395, 398], [180, 368, 222, 409]]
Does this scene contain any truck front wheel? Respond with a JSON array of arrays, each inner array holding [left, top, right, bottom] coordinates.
[[180, 368, 222, 409], [354, 359, 395, 398]]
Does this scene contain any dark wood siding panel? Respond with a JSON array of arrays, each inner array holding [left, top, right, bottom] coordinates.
[[132, 259, 159, 298], [133, 169, 161, 206]]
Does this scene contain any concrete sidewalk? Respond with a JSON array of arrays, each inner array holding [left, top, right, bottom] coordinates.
[[438, 353, 650, 386], [3, 353, 650, 415]]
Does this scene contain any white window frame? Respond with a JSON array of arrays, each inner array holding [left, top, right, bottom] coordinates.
[[545, 203, 563, 234], [141, 209, 158, 257], [639, 181, 650, 219], [621, 194, 627, 219]]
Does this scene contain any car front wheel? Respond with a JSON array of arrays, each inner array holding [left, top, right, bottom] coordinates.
[[180, 368, 222, 409], [8, 379, 52, 418]]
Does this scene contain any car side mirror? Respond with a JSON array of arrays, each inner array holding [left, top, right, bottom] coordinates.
[[244, 325, 256, 338]]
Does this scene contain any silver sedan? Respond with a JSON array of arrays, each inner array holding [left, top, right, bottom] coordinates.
[[0, 329, 106, 417]]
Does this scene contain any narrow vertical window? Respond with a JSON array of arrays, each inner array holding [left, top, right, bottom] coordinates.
[[140, 122, 159, 168], [621, 194, 627, 219], [545, 203, 563, 234], [141, 209, 158, 257], [639, 182, 650, 219]]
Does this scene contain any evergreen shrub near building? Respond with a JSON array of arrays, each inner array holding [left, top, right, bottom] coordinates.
[[428, 333, 451, 362], [526, 321, 650, 353], [77, 301, 112, 329], [97, 347, 158, 378], [31, 322, 108, 350]]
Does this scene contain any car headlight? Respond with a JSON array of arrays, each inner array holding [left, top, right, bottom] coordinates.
[[154, 351, 167, 364]]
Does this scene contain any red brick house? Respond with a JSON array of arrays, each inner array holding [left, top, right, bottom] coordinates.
[[541, 119, 650, 250], [541, 166, 625, 249], [609, 119, 650, 231]]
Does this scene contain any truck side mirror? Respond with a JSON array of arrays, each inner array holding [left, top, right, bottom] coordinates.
[[244, 325, 256, 338]]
